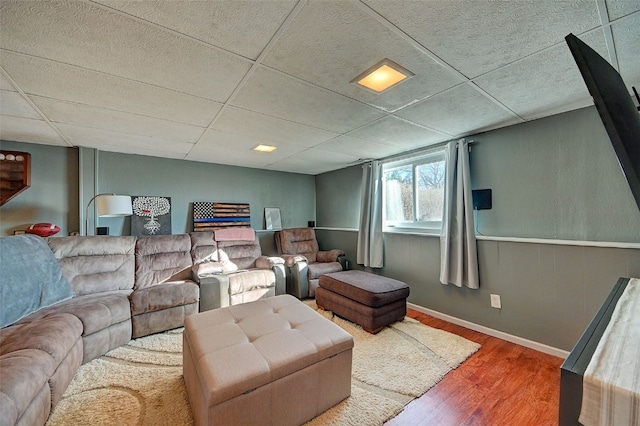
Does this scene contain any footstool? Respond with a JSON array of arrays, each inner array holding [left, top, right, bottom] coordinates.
[[183, 294, 354, 426], [316, 270, 410, 334]]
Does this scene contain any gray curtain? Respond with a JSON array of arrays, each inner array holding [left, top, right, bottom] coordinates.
[[357, 161, 383, 268], [440, 139, 479, 288]]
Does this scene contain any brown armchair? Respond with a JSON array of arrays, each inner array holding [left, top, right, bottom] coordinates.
[[274, 227, 345, 299]]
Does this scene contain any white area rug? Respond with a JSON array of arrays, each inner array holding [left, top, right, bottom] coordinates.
[[47, 302, 480, 426]]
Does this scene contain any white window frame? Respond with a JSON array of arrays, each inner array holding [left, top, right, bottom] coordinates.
[[382, 148, 447, 233]]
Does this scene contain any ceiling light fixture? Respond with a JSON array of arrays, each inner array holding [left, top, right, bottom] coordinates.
[[352, 59, 414, 94], [253, 144, 277, 153]]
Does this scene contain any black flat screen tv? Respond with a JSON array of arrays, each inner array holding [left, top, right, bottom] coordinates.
[[565, 33, 640, 211]]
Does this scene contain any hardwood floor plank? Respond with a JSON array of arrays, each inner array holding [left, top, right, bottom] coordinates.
[[385, 309, 563, 426]]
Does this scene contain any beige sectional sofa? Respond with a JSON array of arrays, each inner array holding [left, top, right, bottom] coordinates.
[[0, 230, 284, 426]]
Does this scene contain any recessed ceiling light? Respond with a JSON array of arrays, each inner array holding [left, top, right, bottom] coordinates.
[[352, 59, 414, 94], [253, 144, 277, 153]]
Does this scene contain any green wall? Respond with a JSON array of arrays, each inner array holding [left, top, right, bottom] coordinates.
[[1, 141, 315, 240], [470, 106, 640, 242], [315, 106, 640, 351], [92, 151, 315, 236], [0, 140, 79, 236]]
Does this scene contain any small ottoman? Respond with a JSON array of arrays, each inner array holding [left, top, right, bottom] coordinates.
[[316, 270, 410, 334], [183, 294, 353, 426]]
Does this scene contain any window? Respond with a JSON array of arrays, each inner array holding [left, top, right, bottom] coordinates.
[[383, 149, 446, 231]]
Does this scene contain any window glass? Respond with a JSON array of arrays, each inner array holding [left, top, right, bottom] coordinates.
[[383, 149, 446, 231]]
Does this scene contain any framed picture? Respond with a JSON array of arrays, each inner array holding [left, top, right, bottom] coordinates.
[[264, 207, 282, 231], [131, 196, 172, 236]]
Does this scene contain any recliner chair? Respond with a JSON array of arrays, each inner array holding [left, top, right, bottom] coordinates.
[[190, 229, 285, 310], [274, 227, 345, 299]]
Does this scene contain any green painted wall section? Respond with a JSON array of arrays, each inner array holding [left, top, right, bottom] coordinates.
[[470, 106, 640, 242], [94, 151, 315, 235], [0, 140, 79, 236], [314, 106, 640, 351]]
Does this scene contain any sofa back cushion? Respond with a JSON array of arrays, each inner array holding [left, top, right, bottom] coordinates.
[[135, 234, 193, 289], [0, 235, 73, 328], [217, 236, 262, 269], [275, 227, 319, 263], [48, 235, 136, 297], [189, 231, 218, 264]]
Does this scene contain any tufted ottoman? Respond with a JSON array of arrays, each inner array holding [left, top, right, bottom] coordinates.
[[183, 294, 353, 426], [316, 270, 410, 334]]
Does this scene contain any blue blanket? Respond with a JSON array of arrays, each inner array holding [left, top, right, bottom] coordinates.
[[0, 234, 73, 328]]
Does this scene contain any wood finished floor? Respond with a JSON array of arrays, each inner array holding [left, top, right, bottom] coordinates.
[[385, 309, 564, 426]]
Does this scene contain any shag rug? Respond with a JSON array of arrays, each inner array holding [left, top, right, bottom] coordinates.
[[47, 302, 480, 426]]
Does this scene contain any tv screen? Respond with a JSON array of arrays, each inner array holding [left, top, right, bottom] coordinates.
[[565, 33, 640, 211]]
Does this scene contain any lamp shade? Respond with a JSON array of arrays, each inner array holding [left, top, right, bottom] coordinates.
[[96, 195, 132, 217]]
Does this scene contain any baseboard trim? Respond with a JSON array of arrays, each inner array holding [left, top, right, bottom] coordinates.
[[407, 302, 570, 359]]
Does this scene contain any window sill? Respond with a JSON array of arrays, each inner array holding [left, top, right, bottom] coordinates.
[[383, 227, 440, 237]]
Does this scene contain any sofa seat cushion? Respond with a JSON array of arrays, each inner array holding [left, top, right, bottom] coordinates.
[[16, 293, 132, 337], [0, 313, 83, 368], [0, 349, 55, 426], [130, 281, 199, 316], [307, 261, 342, 280], [228, 270, 276, 296]]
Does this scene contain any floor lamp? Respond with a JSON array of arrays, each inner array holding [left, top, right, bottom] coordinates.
[[85, 193, 133, 236]]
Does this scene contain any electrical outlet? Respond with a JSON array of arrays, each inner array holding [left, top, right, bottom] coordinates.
[[490, 294, 502, 309]]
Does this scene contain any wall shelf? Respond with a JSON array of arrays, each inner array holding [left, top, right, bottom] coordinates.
[[0, 150, 31, 206]]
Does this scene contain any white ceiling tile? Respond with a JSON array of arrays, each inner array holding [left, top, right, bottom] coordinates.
[[396, 85, 520, 136], [186, 134, 285, 170], [31, 97, 205, 143], [231, 67, 385, 133], [266, 148, 360, 175], [606, 0, 640, 21], [187, 148, 277, 170], [0, 115, 68, 146], [612, 14, 640, 89], [0, 73, 16, 91], [55, 123, 194, 155], [0, 1, 635, 175], [363, 0, 601, 78], [1, 90, 42, 119], [263, 0, 464, 111], [474, 31, 609, 120], [314, 135, 401, 160], [0, 51, 223, 127], [95, 0, 297, 60], [213, 107, 338, 148], [347, 116, 451, 151], [0, 1, 252, 102]]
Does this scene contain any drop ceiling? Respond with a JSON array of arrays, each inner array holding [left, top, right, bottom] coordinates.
[[1, 0, 638, 175]]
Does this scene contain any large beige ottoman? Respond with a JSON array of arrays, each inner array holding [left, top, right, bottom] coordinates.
[[183, 294, 354, 426]]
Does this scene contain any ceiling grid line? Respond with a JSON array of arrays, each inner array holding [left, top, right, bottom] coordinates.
[[595, 0, 619, 71], [1, 0, 637, 174], [184, 0, 310, 159], [85, 0, 257, 64], [0, 65, 74, 147], [353, 0, 525, 122]]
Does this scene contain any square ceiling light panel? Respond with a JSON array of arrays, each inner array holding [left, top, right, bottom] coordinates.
[[253, 144, 277, 153], [352, 59, 414, 94]]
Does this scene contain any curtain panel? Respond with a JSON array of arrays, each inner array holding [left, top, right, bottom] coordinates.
[[357, 161, 384, 268], [440, 139, 479, 289]]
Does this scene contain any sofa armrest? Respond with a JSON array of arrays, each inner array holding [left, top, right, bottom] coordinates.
[[255, 256, 284, 269], [197, 274, 230, 311], [317, 249, 345, 263], [191, 261, 225, 279], [280, 254, 307, 267]]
